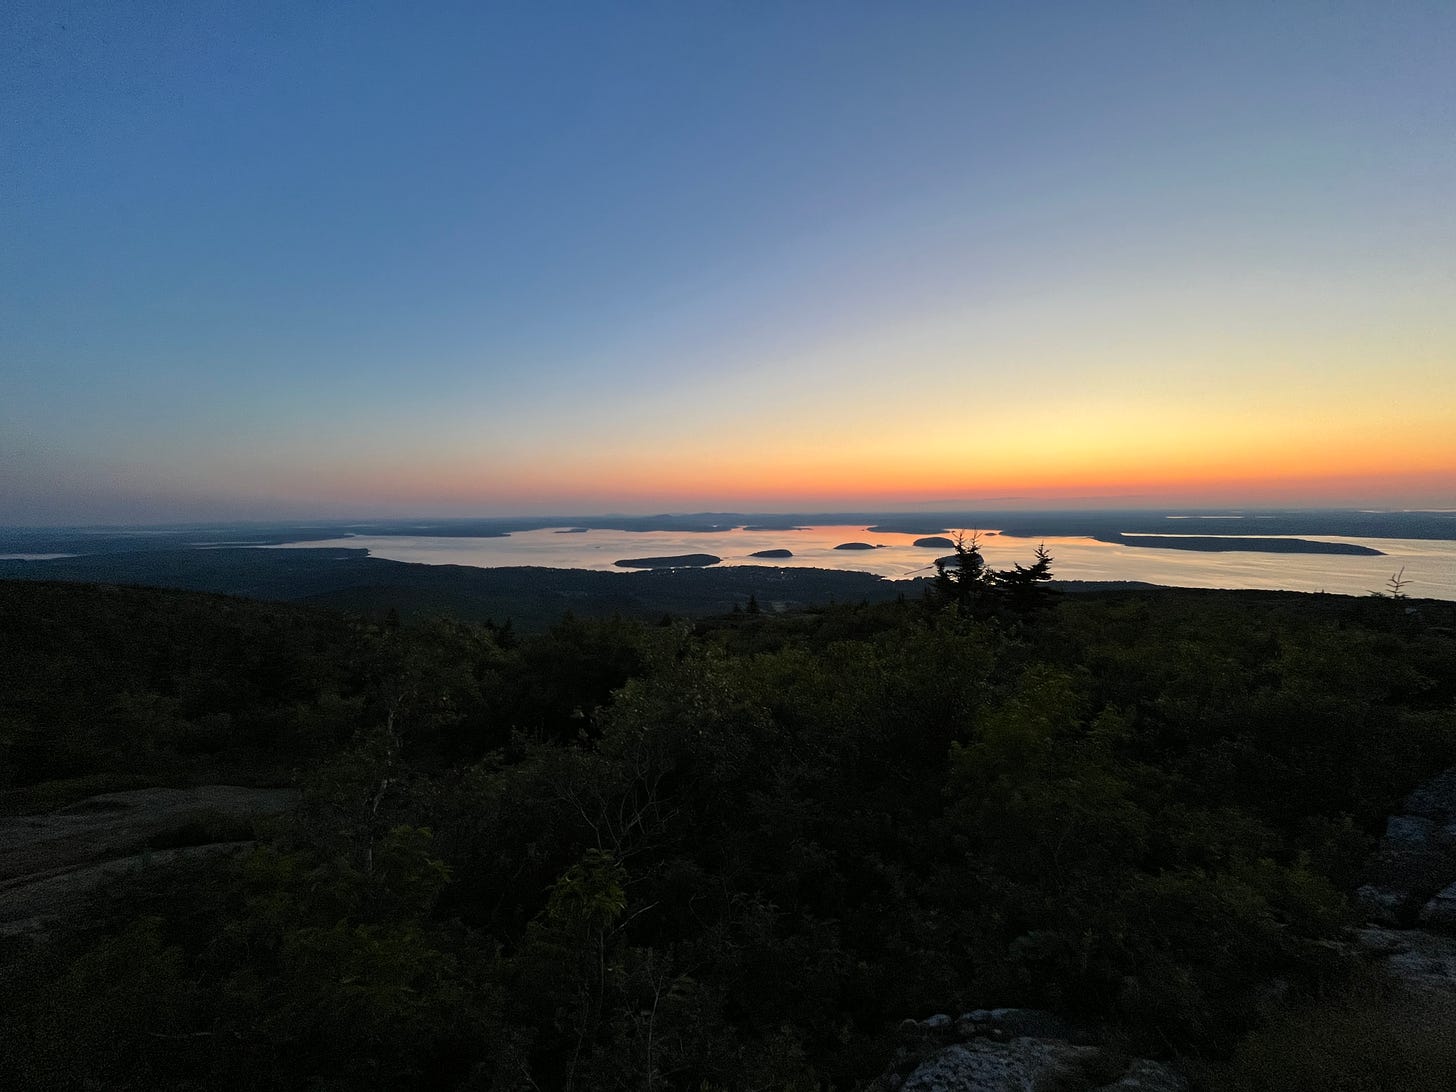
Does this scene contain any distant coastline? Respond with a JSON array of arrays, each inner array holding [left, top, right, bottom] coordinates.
[[3, 508, 1453, 601], [864, 524, 950, 535]]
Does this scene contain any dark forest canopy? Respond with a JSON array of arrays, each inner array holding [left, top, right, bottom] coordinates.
[[3, 575, 1456, 1089], [0, 550, 915, 632]]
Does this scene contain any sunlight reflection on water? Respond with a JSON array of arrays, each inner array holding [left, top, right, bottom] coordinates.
[[269, 525, 1456, 601]]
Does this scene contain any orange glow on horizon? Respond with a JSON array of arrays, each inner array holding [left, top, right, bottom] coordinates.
[[299, 445, 1456, 514], [233, 387, 1456, 514]]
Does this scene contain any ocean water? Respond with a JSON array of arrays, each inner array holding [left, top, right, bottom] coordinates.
[[271, 525, 1456, 601]]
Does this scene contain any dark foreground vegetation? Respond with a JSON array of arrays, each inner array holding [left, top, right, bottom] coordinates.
[[0, 547, 911, 631], [2, 565, 1456, 1089]]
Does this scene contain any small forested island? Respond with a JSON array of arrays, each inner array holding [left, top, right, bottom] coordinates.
[[748, 548, 793, 558], [913, 536, 957, 548], [2, 558, 1455, 1091], [834, 541, 881, 550], [614, 553, 722, 568]]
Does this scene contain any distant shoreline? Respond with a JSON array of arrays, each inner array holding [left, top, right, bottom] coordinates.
[[4, 508, 1454, 601]]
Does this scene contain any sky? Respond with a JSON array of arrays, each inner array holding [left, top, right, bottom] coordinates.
[[3, 2, 1454, 524]]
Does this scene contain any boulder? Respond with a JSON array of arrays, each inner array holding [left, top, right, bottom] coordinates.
[[1420, 881, 1456, 931], [1405, 768, 1456, 821], [956, 1008, 1072, 1040], [983, 1008, 1072, 1040], [1384, 815, 1435, 849], [1354, 767, 1456, 927], [897, 1039, 1185, 1092]]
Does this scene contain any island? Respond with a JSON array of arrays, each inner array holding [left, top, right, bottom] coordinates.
[[834, 542, 881, 550], [614, 553, 722, 569], [553, 527, 590, 534], [742, 524, 809, 532], [864, 524, 949, 535], [749, 548, 793, 559], [913, 536, 956, 548], [1104, 534, 1384, 556]]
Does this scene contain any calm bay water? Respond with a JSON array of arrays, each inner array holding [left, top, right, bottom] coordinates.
[[274, 525, 1456, 601]]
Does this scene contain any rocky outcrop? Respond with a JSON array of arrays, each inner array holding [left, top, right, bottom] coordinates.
[[1403, 769, 1456, 820], [867, 767, 1456, 1090], [869, 1010, 1184, 1092], [0, 785, 296, 936], [1422, 881, 1456, 929], [1, 841, 254, 937], [1356, 766, 1456, 999], [1355, 766, 1456, 929], [1356, 926, 1456, 997], [900, 1039, 1091, 1091]]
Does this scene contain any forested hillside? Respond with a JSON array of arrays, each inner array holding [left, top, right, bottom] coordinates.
[[3, 578, 1455, 1089], [0, 548, 915, 631]]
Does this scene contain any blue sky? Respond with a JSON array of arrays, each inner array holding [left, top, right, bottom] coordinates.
[[4, 2, 1454, 522]]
